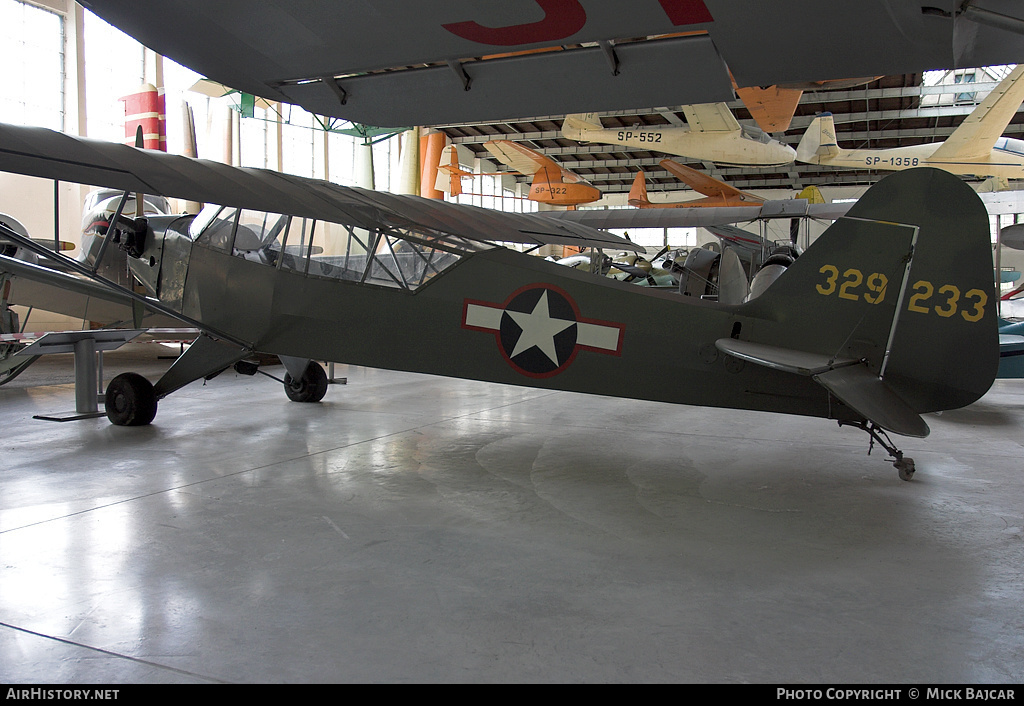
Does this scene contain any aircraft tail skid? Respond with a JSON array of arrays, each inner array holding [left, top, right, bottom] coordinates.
[[738, 168, 997, 443], [795, 113, 842, 163]]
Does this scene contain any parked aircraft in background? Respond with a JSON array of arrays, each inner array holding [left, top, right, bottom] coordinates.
[[997, 319, 1024, 378], [438, 140, 600, 207], [0, 193, 187, 385], [563, 106, 796, 167], [797, 64, 1024, 178], [0, 123, 1001, 480]]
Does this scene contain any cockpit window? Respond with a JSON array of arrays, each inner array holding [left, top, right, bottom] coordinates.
[[740, 125, 771, 144], [188, 204, 479, 291], [995, 137, 1024, 157], [191, 206, 239, 252]]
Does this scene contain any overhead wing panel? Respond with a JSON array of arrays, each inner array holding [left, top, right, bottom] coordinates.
[[80, 1, 1024, 126], [275, 35, 732, 126]]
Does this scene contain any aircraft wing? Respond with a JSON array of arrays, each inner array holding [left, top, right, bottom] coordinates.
[[680, 103, 741, 133], [659, 159, 760, 201], [0, 123, 640, 253], [929, 65, 1024, 162], [541, 201, 852, 230], [483, 140, 555, 177], [483, 140, 589, 184], [77, 1, 1024, 126]]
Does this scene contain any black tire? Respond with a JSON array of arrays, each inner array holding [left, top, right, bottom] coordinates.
[[284, 362, 328, 403], [105, 372, 157, 426]]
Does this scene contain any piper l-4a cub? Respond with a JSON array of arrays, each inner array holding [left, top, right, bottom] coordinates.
[[0, 124, 997, 481]]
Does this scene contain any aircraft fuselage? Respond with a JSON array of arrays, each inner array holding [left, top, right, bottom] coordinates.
[[810, 137, 1024, 178], [574, 125, 796, 167]]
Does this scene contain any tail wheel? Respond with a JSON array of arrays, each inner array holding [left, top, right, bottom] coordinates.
[[105, 372, 157, 426], [284, 362, 328, 403]]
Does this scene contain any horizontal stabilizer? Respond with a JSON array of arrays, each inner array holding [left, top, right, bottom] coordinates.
[[717, 338, 929, 437], [715, 338, 858, 376], [813, 365, 929, 438]]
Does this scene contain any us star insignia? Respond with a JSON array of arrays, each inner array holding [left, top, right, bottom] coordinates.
[[462, 284, 624, 378]]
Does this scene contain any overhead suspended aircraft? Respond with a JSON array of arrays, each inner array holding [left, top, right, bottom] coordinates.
[[438, 140, 600, 207], [78, 1, 1024, 126], [628, 159, 767, 209], [562, 107, 796, 167], [0, 124, 1001, 480], [797, 64, 1024, 178]]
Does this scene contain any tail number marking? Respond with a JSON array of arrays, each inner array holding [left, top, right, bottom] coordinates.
[[815, 265, 887, 304], [817, 267, 986, 321], [907, 281, 987, 322], [865, 156, 920, 167], [617, 131, 662, 143]]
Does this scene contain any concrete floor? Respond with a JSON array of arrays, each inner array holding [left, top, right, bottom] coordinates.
[[0, 344, 1022, 683]]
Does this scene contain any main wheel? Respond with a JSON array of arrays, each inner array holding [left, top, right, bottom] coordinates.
[[283, 362, 328, 403], [105, 372, 157, 426]]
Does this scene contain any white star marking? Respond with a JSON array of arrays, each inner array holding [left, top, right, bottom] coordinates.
[[506, 290, 576, 365]]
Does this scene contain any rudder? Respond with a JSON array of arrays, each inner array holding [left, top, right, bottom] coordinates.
[[744, 168, 997, 416]]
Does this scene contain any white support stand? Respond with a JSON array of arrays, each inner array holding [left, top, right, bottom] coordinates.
[[16, 329, 146, 421]]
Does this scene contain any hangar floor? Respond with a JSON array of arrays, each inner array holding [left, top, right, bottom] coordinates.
[[0, 345, 1022, 684]]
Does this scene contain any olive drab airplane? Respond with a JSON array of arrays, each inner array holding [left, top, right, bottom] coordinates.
[[0, 124, 999, 481], [797, 64, 1024, 178], [562, 108, 796, 167], [79, 1, 1024, 127], [438, 140, 600, 207]]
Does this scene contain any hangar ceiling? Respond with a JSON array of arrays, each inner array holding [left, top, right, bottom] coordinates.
[[435, 71, 1024, 197]]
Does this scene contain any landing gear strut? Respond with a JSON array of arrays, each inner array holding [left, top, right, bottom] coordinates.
[[840, 420, 915, 481]]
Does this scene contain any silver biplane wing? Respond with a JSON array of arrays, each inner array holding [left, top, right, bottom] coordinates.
[[78, 0, 1024, 126]]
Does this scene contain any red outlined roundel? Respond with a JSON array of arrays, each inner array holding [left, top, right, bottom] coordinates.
[[462, 283, 624, 378]]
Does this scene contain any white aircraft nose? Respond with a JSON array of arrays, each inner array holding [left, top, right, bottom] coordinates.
[[765, 141, 797, 165]]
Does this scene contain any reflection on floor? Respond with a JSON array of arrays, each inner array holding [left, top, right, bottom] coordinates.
[[1, 346, 1023, 683]]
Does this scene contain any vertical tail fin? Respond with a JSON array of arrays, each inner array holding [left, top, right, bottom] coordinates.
[[435, 144, 466, 196], [562, 113, 602, 141], [628, 172, 651, 207], [796, 113, 842, 163], [745, 168, 997, 417]]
